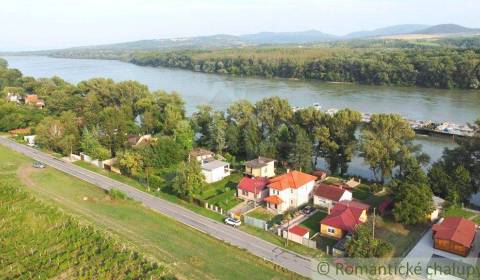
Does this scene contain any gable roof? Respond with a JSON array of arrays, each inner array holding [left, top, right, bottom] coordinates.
[[432, 217, 476, 248], [289, 225, 309, 237], [321, 202, 369, 232], [244, 156, 275, 168], [313, 184, 350, 202], [268, 170, 317, 191], [237, 177, 268, 194]]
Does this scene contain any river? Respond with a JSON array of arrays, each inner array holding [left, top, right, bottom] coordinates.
[[2, 55, 477, 179]]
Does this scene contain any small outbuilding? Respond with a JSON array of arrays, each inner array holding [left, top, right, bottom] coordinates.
[[432, 217, 477, 257]]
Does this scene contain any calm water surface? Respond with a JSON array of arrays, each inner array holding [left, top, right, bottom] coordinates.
[[3, 55, 477, 179]]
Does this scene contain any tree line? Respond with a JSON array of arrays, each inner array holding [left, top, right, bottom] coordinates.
[[129, 47, 480, 89]]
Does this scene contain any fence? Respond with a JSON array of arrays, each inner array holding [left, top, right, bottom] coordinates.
[[279, 228, 318, 249], [244, 216, 269, 230], [204, 202, 225, 215]]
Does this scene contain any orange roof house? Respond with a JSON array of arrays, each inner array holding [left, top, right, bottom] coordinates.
[[432, 217, 477, 257], [267, 170, 317, 191], [264, 170, 317, 214], [320, 201, 370, 239]]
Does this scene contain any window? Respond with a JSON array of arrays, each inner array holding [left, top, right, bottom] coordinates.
[[327, 227, 336, 234], [242, 190, 248, 196]]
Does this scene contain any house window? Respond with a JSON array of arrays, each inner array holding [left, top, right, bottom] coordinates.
[[327, 227, 336, 234], [242, 190, 248, 196]]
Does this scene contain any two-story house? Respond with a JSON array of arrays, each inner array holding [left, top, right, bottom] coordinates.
[[264, 170, 317, 214], [244, 156, 275, 178]]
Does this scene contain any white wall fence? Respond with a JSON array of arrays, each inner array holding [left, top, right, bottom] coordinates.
[[204, 202, 225, 215]]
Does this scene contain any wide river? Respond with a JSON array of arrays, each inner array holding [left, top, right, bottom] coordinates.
[[3, 55, 479, 179]]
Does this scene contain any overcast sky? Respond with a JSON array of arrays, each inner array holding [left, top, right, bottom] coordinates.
[[1, 0, 479, 51]]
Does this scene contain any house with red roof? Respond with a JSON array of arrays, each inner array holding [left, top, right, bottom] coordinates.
[[432, 217, 477, 257], [237, 176, 269, 202], [320, 201, 369, 239], [264, 170, 317, 214], [285, 225, 310, 244], [313, 184, 352, 209]]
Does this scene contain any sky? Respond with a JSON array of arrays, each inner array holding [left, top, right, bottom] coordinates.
[[1, 0, 479, 51]]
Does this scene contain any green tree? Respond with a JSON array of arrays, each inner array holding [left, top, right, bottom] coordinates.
[[80, 128, 110, 160], [391, 158, 433, 224], [360, 114, 416, 183], [36, 111, 80, 155], [317, 109, 361, 175], [288, 126, 313, 172], [345, 223, 393, 258], [173, 120, 194, 151], [172, 160, 206, 200]]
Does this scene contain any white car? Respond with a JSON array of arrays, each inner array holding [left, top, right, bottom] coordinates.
[[224, 217, 241, 227]]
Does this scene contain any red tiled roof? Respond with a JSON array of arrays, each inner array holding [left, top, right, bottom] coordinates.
[[313, 184, 350, 202], [321, 202, 369, 232], [432, 217, 476, 248], [264, 195, 283, 205], [289, 225, 309, 237], [268, 170, 317, 191], [237, 177, 268, 194]]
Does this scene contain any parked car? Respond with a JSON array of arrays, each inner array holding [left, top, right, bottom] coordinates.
[[224, 217, 241, 227], [32, 161, 46, 169], [302, 205, 314, 215]]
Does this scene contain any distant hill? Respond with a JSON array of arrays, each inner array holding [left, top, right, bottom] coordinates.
[[240, 30, 337, 44], [345, 24, 430, 39], [4, 23, 480, 56], [413, 24, 480, 34]]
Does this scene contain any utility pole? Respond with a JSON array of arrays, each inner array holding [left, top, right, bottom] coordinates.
[[372, 207, 376, 239]]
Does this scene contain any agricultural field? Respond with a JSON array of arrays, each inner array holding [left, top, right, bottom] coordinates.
[[0, 145, 303, 280], [0, 179, 168, 279]]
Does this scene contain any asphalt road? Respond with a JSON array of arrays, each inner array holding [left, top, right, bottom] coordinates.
[[0, 137, 317, 278]]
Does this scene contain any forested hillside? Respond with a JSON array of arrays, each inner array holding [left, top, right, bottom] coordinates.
[[129, 48, 480, 89]]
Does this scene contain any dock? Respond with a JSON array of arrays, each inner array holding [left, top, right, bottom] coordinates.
[[291, 104, 477, 138]]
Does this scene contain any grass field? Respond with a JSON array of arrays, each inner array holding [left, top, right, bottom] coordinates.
[[375, 216, 429, 258], [0, 145, 303, 280], [74, 160, 225, 222]]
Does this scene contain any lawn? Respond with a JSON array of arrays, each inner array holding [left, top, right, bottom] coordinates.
[[444, 206, 476, 219], [0, 145, 303, 280], [198, 172, 243, 210], [374, 215, 429, 258], [351, 184, 373, 200], [300, 210, 328, 235], [247, 207, 276, 221]]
